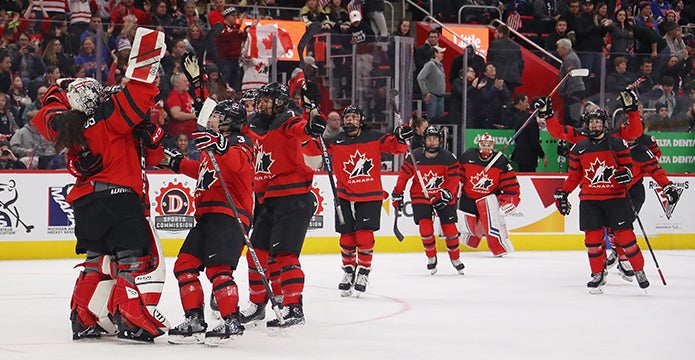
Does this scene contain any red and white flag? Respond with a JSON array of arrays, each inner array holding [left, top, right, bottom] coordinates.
[[246, 24, 294, 59]]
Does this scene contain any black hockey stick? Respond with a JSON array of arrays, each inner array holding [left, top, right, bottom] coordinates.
[[393, 208, 404, 242], [605, 135, 667, 286], [297, 22, 322, 66], [205, 149, 285, 324]]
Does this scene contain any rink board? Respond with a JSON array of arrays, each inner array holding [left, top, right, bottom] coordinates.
[[0, 172, 692, 259]]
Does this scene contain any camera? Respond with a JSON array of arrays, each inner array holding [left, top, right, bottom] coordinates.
[[2, 149, 10, 156]]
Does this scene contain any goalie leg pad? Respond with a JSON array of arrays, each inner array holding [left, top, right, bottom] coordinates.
[[339, 232, 357, 268], [206, 265, 239, 319], [418, 218, 437, 258], [458, 211, 482, 249], [246, 247, 270, 304], [276, 253, 304, 306], [477, 195, 514, 256], [441, 223, 461, 260], [173, 253, 204, 313], [585, 229, 606, 274], [614, 229, 645, 272], [71, 252, 118, 338]]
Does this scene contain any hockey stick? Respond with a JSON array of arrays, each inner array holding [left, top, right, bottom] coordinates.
[[205, 149, 285, 324], [305, 98, 345, 225], [605, 136, 667, 286], [482, 68, 589, 173], [393, 208, 404, 242], [297, 22, 322, 66]]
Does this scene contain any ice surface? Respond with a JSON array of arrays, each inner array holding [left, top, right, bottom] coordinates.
[[1, 251, 694, 360]]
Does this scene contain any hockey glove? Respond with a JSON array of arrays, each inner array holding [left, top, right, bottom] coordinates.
[[535, 96, 553, 118], [498, 193, 520, 216], [192, 98, 204, 117], [662, 183, 680, 205], [618, 88, 639, 112], [301, 81, 322, 110], [394, 125, 414, 144], [133, 118, 164, 149], [430, 188, 453, 210], [68, 149, 103, 179], [392, 192, 404, 212], [192, 130, 229, 155], [614, 167, 632, 184], [554, 189, 571, 216], [305, 108, 327, 138], [159, 148, 183, 172], [182, 52, 201, 88]]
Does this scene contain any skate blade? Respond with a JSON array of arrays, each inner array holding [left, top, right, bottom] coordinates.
[[240, 319, 264, 328], [429, 268, 438, 275], [167, 333, 205, 345], [204, 334, 241, 347], [266, 322, 305, 337], [619, 274, 634, 282], [588, 287, 604, 295], [456, 270, 465, 275], [339, 289, 353, 297]]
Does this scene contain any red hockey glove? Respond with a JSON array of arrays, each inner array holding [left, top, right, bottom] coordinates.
[[554, 189, 571, 216], [133, 119, 164, 149], [392, 192, 404, 212], [614, 167, 632, 184], [430, 189, 452, 210], [498, 193, 520, 215], [68, 150, 103, 180], [192, 130, 229, 155]]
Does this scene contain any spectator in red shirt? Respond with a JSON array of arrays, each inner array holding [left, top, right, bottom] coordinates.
[[208, 0, 226, 26], [166, 72, 197, 139], [214, 7, 247, 91], [110, 0, 153, 35]]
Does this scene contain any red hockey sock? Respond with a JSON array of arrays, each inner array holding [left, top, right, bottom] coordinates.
[[340, 232, 357, 267], [247, 248, 270, 304], [419, 218, 437, 258], [355, 229, 375, 268], [585, 229, 606, 274], [442, 223, 461, 260], [276, 253, 304, 305], [614, 229, 644, 271], [206, 265, 239, 318]]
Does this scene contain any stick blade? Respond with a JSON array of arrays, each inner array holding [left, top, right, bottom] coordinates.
[[570, 68, 590, 77], [393, 211, 404, 242], [198, 98, 217, 128]]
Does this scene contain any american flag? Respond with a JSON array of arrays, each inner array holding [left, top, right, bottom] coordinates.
[[506, 11, 522, 32]]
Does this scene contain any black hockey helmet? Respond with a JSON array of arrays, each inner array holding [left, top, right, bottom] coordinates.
[[580, 109, 609, 139], [341, 104, 366, 133], [213, 100, 247, 132], [423, 125, 442, 154], [241, 88, 259, 103], [257, 82, 290, 111]]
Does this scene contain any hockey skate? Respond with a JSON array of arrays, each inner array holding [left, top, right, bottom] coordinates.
[[338, 265, 356, 297], [239, 300, 267, 327], [354, 266, 370, 296], [266, 303, 305, 330], [168, 311, 207, 345], [605, 249, 618, 269], [205, 313, 245, 347], [71, 310, 109, 340], [210, 291, 220, 320], [587, 270, 607, 294], [617, 260, 635, 282], [427, 257, 438, 275], [451, 259, 465, 275], [635, 270, 650, 290], [113, 312, 164, 343]]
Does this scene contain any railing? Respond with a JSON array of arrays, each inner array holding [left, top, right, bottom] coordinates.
[[490, 18, 562, 66], [457, 5, 502, 23]]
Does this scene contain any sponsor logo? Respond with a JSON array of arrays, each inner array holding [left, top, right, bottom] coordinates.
[[308, 183, 325, 229], [154, 179, 196, 231], [47, 185, 74, 235], [0, 179, 34, 234]]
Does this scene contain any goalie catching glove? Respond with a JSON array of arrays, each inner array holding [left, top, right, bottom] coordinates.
[[392, 192, 404, 212], [192, 130, 229, 155], [305, 108, 327, 138], [429, 189, 452, 210], [159, 148, 183, 172], [554, 189, 571, 215]]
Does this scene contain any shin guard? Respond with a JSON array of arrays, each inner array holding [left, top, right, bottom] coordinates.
[[340, 232, 357, 268], [355, 229, 375, 269], [276, 253, 304, 305], [585, 229, 606, 274], [441, 223, 461, 260], [206, 265, 239, 319], [418, 218, 437, 258], [173, 253, 204, 313], [614, 229, 645, 271]]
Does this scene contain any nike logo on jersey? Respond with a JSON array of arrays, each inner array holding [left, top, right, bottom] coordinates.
[[468, 160, 475, 163], [618, 221, 625, 225], [272, 242, 280, 248], [362, 218, 370, 222], [336, 139, 345, 143], [208, 253, 217, 259], [579, 149, 587, 154]]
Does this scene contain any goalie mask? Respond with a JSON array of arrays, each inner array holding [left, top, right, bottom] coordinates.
[[478, 133, 495, 159], [66, 78, 103, 116], [341, 104, 365, 134], [256, 82, 290, 121], [423, 125, 442, 154], [213, 100, 247, 133], [580, 109, 608, 139]]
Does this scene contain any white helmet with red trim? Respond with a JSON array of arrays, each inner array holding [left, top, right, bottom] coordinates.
[[478, 132, 495, 159]]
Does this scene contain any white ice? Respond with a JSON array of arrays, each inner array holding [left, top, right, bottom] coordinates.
[[1, 251, 694, 360]]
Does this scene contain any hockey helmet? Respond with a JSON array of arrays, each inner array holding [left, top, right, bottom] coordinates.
[[341, 104, 365, 133], [213, 100, 247, 132], [66, 78, 103, 116], [423, 125, 442, 154], [241, 89, 259, 103], [478, 132, 495, 159], [580, 109, 609, 139], [257, 82, 290, 113]]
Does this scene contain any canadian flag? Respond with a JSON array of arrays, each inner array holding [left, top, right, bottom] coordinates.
[[246, 24, 294, 59]]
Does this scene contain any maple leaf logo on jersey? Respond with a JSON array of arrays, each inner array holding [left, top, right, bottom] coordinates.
[[197, 166, 217, 190], [254, 142, 274, 174], [423, 170, 444, 190], [343, 150, 373, 179], [584, 158, 614, 185], [470, 171, 493, 191]]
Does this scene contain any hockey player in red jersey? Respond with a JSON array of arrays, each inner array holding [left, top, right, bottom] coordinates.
[[392, 125, 464, 275], [324, 105, 410, 296], [47, 77, 168, 342], [553, 110, 651, 293], [240, 82, 326, 328], [163, 100, 254, 345], [457, 133, 520, 257]]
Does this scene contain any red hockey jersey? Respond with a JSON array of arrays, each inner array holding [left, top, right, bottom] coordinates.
[[393, 147, 460, 205], [546, 110, 643, 143], [628, 141, 670, 189], [326, 129, 407, 202], [458, 148, 520, 201], [179, 132, 255, 227]]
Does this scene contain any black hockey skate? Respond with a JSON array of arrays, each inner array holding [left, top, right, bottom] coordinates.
[[587, 270, 607, 294], [71, 310, 108, 340], [605, 249, 618, 269], [451, 258, 465, 275], [617, 260, 635, 282], [239, 299, 267, 326], [427, 257, 438, 275], [635, 270, 650, 290], [168, 310, 207, 344], [205, 313, 245, 347], [266, 304, 305, 329], [113, 312, 164, 343], [338, 265, 356, 297], [354, 266, 371, 295]]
